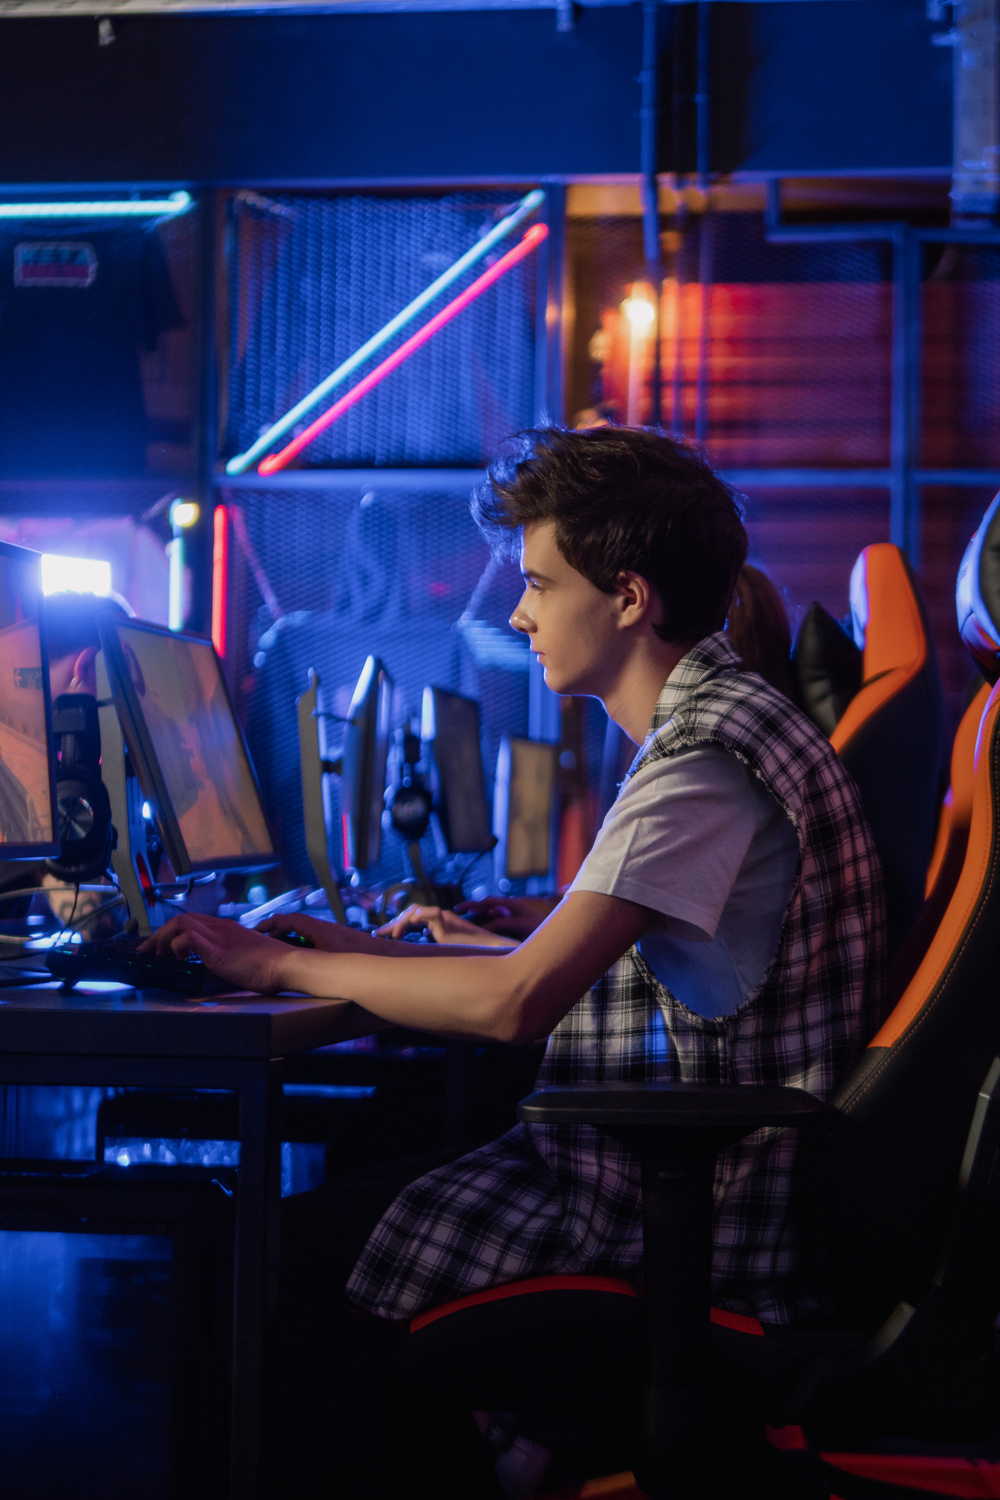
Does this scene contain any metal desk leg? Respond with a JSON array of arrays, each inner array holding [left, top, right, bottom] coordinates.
[[230, 1059, 284, 1499]]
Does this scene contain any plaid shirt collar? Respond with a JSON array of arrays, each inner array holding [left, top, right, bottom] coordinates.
[[647, 631, 741, 738]]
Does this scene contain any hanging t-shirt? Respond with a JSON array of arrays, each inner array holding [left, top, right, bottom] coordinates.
[[0, 224, 182, 476]]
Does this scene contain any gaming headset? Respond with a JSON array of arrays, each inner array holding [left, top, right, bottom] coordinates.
[[45, 693, 114, 882]]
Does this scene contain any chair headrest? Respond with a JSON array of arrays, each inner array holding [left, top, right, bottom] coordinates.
[[956, 490, 1000, 684], [790, 603, 862, 737], [848, 543, 925, 676]]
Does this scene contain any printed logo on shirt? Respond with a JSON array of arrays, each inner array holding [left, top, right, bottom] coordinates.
[[14, 242, 97, 288]]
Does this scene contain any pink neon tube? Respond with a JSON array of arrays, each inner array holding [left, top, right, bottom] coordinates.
[[258, 222, 548, 476]]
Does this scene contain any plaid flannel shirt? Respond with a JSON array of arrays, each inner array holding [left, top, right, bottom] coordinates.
[[347, 633, 887, 1324]]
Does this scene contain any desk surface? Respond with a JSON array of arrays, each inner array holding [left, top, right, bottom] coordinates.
[[0, 981, 384, 1059]]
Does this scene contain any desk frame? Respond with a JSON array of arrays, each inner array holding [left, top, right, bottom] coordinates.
[[0, 986, 381, 1499]]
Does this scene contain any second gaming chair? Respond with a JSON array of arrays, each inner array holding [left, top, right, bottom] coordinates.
[[792, 542, 945, 958], [891, 492, 1000, 998]]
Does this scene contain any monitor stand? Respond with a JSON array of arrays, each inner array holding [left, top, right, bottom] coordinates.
[[95, 653, 156, 936], [297, 670, 348, 924]]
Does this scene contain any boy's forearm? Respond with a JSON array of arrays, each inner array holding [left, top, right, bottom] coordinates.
[[274, 946, 522, 1041], [272, 891, 653, 1045]]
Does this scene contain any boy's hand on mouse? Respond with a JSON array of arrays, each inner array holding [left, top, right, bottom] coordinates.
[[376, 904, 515, 947], [258, 913, 367, 953], [453, 895, 560, 941]]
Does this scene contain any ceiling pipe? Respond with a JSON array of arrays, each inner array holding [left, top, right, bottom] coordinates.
[[945, 0, 1000, 221]]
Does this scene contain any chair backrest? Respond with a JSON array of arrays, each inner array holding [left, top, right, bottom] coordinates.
[[957, 490, 1000, 687], [812, 679, 1000, 1307], [890, 681, 990, 998], [888, 493, 1000, 996], [827, 544, 945, 957]]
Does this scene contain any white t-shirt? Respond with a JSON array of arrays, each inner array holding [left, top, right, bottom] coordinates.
[[570, 744, 799, 1018]]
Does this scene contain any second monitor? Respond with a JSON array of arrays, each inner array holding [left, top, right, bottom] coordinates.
[[99, 618, 276, 877]]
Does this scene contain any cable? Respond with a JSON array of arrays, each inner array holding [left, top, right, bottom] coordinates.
[[0, 884, 108, 902], [66, 893, 127, 934]]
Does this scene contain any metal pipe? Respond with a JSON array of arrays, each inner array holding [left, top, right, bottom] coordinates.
[[695, 0, 711, 190], [950, 0, 1000, 223], [694, 209, 713, 445], [640, 0, 663, 426]]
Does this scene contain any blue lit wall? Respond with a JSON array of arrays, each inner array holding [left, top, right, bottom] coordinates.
[[0, 1, 950, 185]]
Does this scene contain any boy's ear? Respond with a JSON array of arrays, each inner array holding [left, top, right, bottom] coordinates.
[[615, 570, 659, 626]]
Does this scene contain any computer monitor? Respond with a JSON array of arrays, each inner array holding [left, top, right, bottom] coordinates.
[[340, 656, 393, 873], [493, 735, 558, 881], [421, 686, 492, 855], [0, 541, 58, 859], [98, 618, 276, 875]]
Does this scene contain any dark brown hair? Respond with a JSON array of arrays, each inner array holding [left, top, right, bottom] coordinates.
[[726, 564, 793, 698], [472, 425, 747, 644]]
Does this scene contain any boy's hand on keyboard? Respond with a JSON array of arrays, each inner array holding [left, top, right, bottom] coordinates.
[[140, 913, 289, 993]]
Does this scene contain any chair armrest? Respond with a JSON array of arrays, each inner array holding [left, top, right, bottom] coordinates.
[[517, 1080, 827, 1134]]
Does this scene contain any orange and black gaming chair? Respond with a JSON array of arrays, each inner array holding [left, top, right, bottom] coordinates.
[[891, 494, 1000, 998], [792, 543, 945, 958], [394, 612, 1000, 1499]]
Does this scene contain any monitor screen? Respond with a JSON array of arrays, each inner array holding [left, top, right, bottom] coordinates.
[[0, 541, 57, 859], [100, 619, 275, 873], [494, 735, 557, 880], [421, 686, 492, 855]]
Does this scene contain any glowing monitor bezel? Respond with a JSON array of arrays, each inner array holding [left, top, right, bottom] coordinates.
[[0, 540, 58, 860], [98, 617, 276, 876]]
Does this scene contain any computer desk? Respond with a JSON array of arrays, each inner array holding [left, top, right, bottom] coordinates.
[[0, 980, 388, 1500]]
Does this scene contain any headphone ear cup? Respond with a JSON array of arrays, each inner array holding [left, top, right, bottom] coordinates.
[[389, 781, 433, 841], [45, 763, 113, 881]]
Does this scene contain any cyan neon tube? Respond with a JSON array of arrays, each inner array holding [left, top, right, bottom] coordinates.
[[258, 223, 548, 476], [227, 187, 545, 476], [0, 192, 192, 218]]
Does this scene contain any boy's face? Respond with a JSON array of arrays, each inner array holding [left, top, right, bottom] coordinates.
[[510, 521, 627, 697]]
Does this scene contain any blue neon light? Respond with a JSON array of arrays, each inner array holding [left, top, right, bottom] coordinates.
[[0, 192, 192, 220], [225, 186, 545, 475]]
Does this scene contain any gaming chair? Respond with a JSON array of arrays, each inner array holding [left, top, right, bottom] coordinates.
[[792, 543, 945, 959], [393, 550, 1000, 1500], [890, 493, 1000, 998]]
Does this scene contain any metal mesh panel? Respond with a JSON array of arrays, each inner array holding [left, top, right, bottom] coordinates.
[[225, 191, 539, 468], [566, 211, 893, 466], [231, 481, 529, 888], [922, 245, 1000, 470], [740, 486, 892, 636]]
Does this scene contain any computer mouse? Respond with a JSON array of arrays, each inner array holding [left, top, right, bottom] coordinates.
[[272, 930, 315, 948]]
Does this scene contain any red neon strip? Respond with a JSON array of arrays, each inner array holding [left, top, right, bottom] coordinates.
[[258, 223, 548, 476], [212, 504, 228, 658]]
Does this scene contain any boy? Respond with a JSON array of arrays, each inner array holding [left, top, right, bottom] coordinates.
[[148, 424, 884, 1337]]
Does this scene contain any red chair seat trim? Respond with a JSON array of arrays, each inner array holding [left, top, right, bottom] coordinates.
[[409, 1274, 764, 1337], [768, 1429, 1000, 1497]]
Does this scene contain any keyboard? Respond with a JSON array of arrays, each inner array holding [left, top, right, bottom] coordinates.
[[45, 933, 236, 998]]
